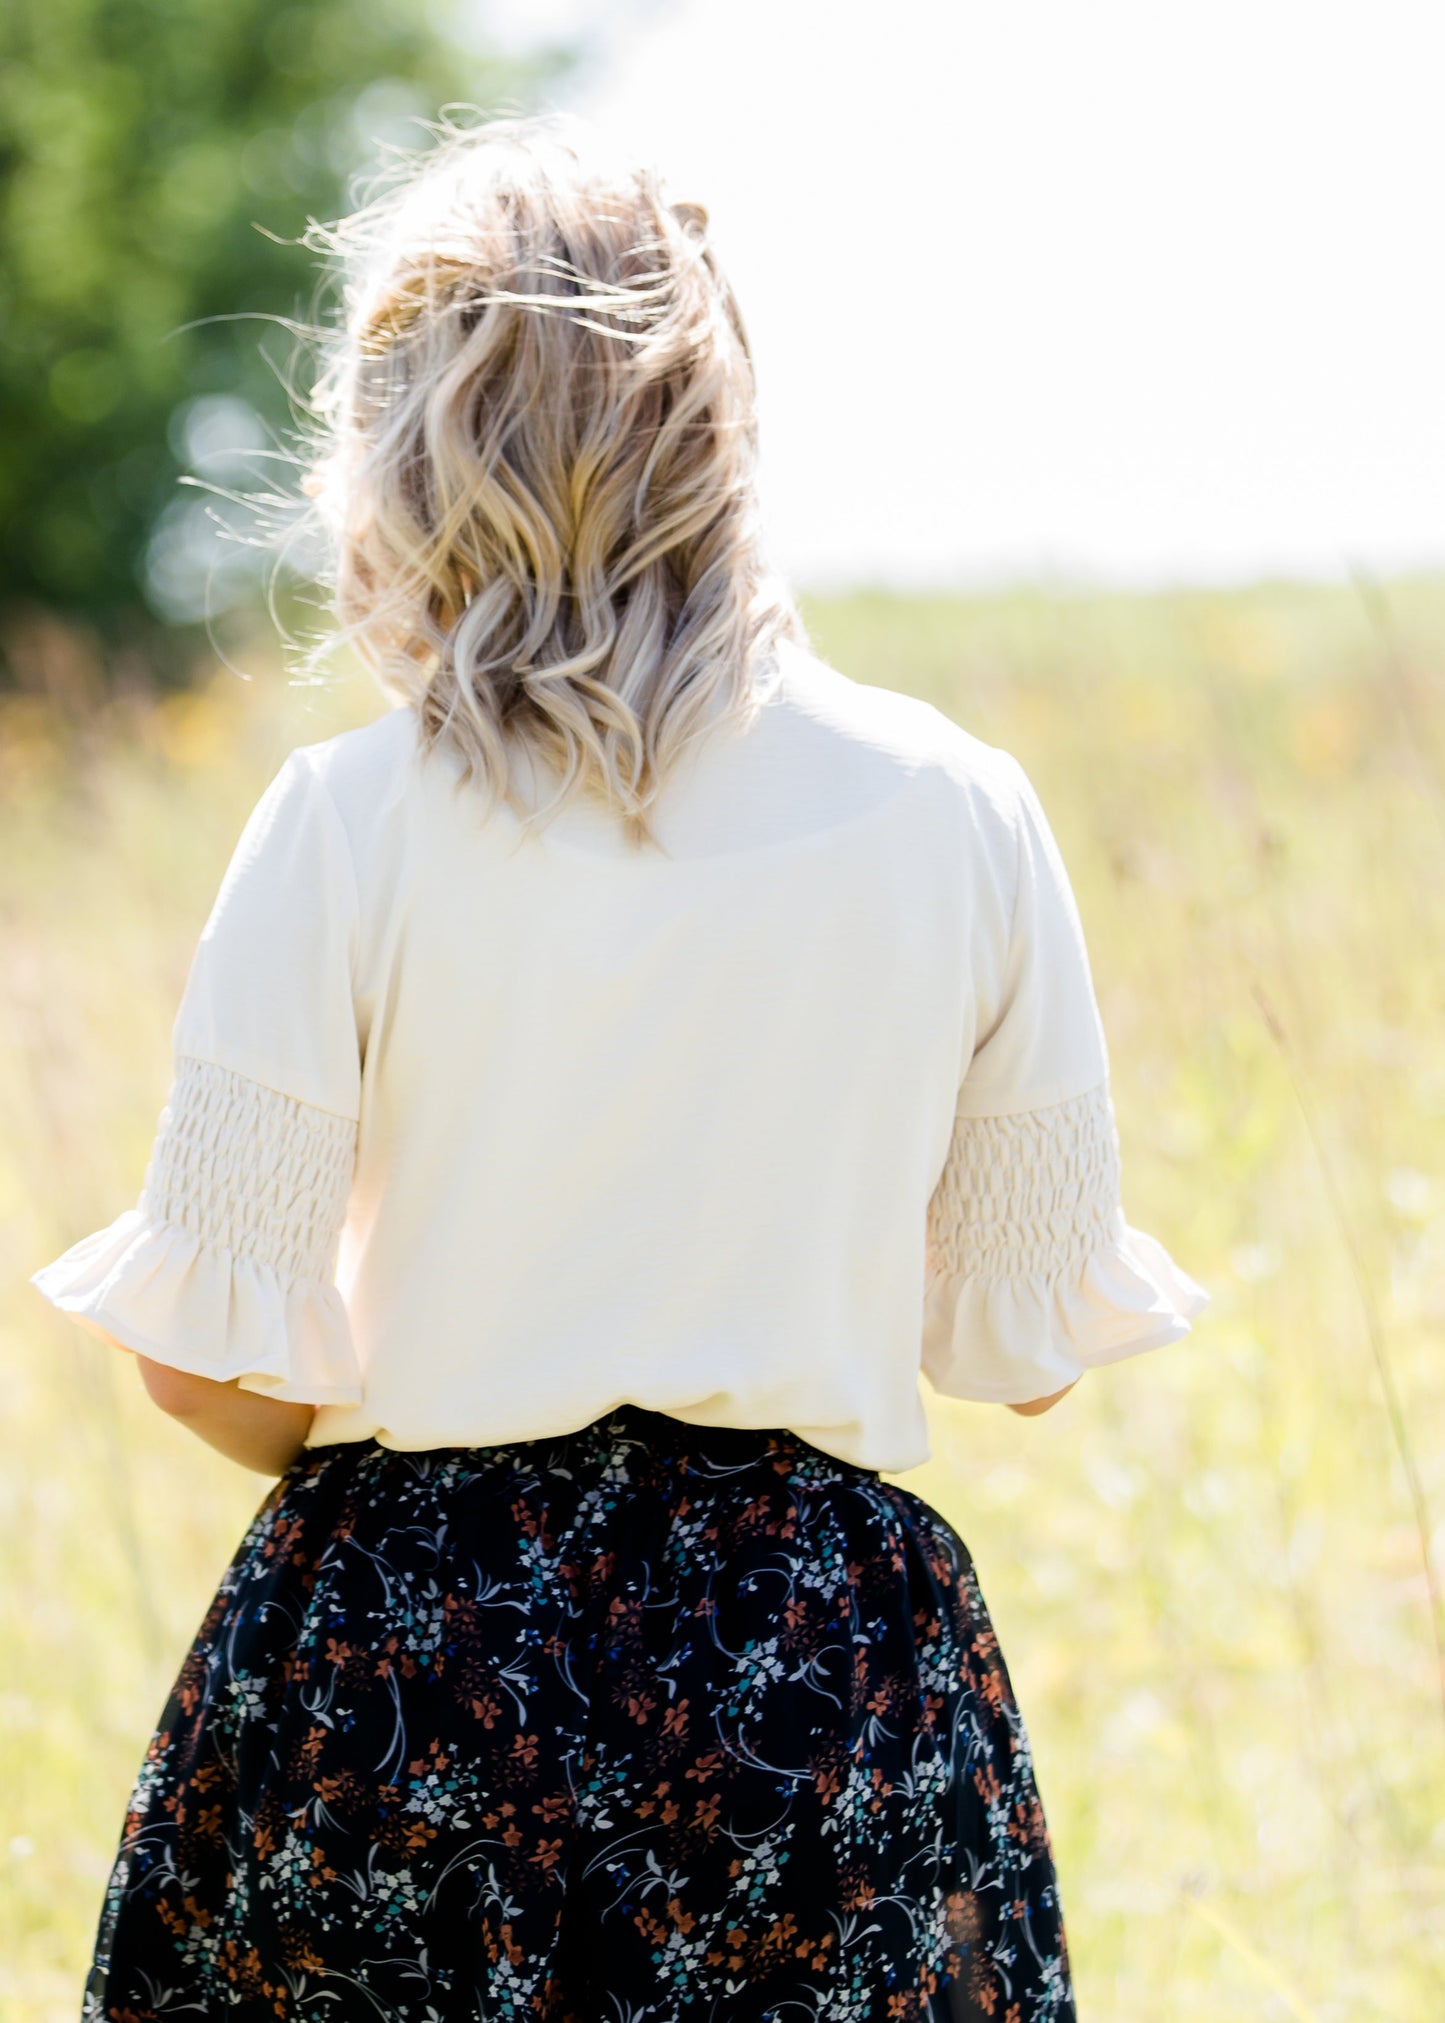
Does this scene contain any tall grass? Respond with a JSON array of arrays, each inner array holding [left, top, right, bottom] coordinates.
[[4, 577, 1443, 2018]]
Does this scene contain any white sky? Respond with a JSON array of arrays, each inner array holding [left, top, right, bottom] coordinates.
[[475, 0, 1445, 592]]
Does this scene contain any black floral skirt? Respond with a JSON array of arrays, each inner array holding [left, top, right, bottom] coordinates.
[[83, 1405, 1075, 2021]]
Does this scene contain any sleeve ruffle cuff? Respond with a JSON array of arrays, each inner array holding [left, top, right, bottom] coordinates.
[[922, 1080, 1210, 1401], [29, 1206, 363, 1405], [922, 1201, 1210, 1402], [30, 1055, 362, 1406]]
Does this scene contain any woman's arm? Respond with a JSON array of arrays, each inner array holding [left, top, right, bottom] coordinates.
[[121, 1337, 316, 1476], [1005, 1379, 1080, 1417]]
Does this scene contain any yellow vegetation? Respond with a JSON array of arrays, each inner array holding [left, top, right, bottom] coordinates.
[[5, 576, 1444, 2018]]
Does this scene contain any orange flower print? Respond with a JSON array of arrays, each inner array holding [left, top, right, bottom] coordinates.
[[79, 1412, 1073, 2020]]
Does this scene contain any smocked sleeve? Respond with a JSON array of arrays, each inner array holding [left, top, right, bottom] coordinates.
[[28, 749, 364, 1405], [921, 756, 1210, 1404]]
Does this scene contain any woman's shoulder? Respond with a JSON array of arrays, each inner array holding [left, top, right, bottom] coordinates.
[[281, 704, 422, 835], [776, 641, 1033, 831], [289, 703, 420, 802], [275, 706, 422, 893]]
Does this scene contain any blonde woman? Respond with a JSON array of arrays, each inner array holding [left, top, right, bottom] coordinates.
[[33, 109, 1207, 2021]]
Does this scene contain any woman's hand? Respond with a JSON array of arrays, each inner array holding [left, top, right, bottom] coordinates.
[[1005, 1378, 1080, 1417]]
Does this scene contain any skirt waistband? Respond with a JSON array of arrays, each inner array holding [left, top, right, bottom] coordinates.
[[310, 1403, 873, 1480]]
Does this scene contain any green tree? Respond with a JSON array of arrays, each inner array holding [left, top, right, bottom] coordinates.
[[0, 0, 570, 688]]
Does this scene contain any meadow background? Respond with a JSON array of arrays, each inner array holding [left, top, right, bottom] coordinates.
[[6, 0, 1445, 2011], [4, 575, 1445, 2019]]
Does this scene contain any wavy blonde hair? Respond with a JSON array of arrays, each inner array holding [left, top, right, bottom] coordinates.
[[294, 107, 808, 849]]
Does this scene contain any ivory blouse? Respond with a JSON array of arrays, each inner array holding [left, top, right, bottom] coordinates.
[[30, 638, 1209, 1471]]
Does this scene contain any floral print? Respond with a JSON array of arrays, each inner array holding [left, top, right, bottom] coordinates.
[[82, 1406, 1075, 2020]]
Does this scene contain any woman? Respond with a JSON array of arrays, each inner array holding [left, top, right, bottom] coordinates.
[[32, 108, 1208, 2021]]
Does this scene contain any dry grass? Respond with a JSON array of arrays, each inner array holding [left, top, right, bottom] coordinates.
[[4, 575, 1444, 2017]]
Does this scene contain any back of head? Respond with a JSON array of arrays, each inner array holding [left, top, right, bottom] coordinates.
[[297, 108, 806, 849]]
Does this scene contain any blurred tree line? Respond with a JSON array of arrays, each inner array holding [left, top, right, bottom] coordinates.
[[0, 0, 569, 699]]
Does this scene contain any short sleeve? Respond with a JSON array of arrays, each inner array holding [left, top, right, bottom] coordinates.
[[921, 755, 1209, 1403], [28, 750, 365, 1405]]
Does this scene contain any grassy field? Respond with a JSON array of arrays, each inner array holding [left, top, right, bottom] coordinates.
[[4, 577, 1444, 2018]]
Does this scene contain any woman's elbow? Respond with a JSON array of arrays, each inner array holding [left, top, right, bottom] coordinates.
[[137, 1354, 232, 1418]]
